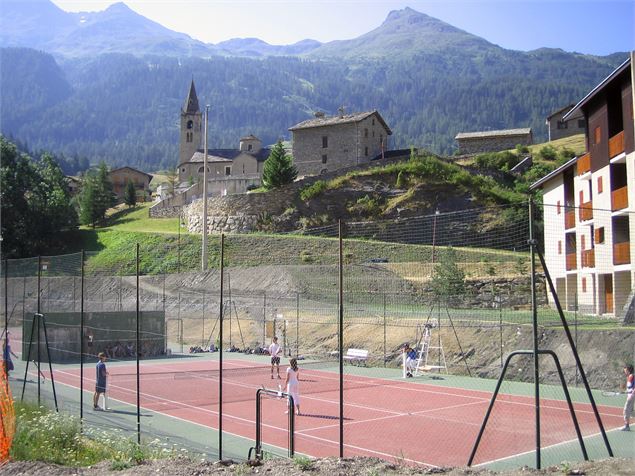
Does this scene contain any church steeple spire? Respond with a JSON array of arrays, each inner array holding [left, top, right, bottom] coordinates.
[[183, 79, 200, 114]]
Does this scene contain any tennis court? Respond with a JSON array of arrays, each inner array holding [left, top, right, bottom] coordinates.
[[46, 355, 625, 468]]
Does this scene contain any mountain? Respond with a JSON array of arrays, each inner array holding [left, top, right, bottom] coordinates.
[[217, 38, 322, 57], [0, 4, 628, 172], [0, 0, 218, 57], [309, 7, 498, 59]]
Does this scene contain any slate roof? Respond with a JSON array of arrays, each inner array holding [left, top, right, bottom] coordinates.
[[181, 148, 270, 166], [455, 128, 532, 140], [108, 166, 153, 179], [289, 110, 392, 134], [183, 79, 200, 114]]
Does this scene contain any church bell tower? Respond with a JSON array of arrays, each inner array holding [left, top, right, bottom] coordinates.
[[179, 79, 202, 166]]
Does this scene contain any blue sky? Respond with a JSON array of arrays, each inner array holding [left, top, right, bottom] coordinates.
[[51, 0, 634, 55]]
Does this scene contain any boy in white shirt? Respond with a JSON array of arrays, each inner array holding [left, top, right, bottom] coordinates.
[[269, 336, 282, 379]]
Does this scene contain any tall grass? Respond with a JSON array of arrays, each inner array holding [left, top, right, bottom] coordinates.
[[11, 402, 179, 468]]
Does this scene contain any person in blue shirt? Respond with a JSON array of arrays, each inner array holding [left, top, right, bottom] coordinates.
[[93, 352, 109, 410], [404, 344, 417, 378]]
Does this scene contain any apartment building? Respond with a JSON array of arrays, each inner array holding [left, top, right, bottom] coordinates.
[[531, 54, 635, 318]]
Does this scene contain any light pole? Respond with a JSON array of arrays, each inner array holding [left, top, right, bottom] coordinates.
[[201, 104, 209, 271]]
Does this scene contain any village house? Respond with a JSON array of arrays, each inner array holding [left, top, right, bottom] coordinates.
[[546, 104, 586, 142], [289, 110, 392, 176], [108, 166, 152, 202], [455, 128, 532, 154], [530, 54, 634, 319]]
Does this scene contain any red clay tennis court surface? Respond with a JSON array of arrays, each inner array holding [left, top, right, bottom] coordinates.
[[51, 359, 624, 468]]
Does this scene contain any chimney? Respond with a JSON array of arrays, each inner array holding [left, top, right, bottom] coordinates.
[[338, 106, 345, 118]]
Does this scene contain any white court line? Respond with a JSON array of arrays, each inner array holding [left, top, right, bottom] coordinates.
[[298, 399, 487, 433], [473, 425, 626, 468]]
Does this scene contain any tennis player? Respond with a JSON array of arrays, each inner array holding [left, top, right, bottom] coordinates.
[[622, 364, 634, 431], [93, 352, 109, 411], [285, 358, 301, 416], [269, 336, 282, 379]]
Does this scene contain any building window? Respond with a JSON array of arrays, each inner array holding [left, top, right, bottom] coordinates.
[[181, 168, 186, 173], [321, 155, 327, 164], [582, 277, 586, 293], [225, 166, 231, 176], [594, 126, 601, 145], [322, 136, 328, 148], [581, 235, 585, 250], [198, 166, 206, 174], [364, 129, 369, 138], [186, 132, 192, 142], [557, 200, 561, 214], [578, 119, 585, 128], [558, 241, 562, 254], [242, 164, 245, 174], [557, 121, 567, 130], [364, 147, 368, 157], [372, 118, 375, 126], [597, 176, 603, 194], [248, 144, 253, 151], [595, 227, 605, 244], [187, 120, 193, 129]]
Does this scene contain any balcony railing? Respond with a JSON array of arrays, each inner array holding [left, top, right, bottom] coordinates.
[[608, 131, 625, 158], [579, 201, 593, 221], [577, 152, 591, 175], [613, 241, 631, 265], [611, 186, 628, 211], [566, 252, 577, 271], [565, 209, 575, 229], [581, 249, 595, 268]]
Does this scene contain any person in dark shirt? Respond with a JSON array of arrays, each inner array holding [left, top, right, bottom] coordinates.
[[93, 352, 109, 410]]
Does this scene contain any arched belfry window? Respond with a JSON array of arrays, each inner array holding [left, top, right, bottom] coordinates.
[[187, 120, 193, 130]]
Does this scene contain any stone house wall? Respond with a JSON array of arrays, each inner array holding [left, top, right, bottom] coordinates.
[[292, 114, 390, 176]]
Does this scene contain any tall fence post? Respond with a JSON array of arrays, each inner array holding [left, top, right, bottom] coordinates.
[[338, 220, 344, 458], [136, 243, 141, 445], [529, 199, 541, 469], [218, 234, 225, 460], [295, 292, 299, 358], [383, 292, 386, 367], [80, 251, 85, 429], [3, 259, 8, 380]]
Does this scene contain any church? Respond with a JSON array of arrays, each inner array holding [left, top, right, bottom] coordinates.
[[176, 80, 268, 195]]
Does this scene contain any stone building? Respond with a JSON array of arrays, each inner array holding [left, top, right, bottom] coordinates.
[[545, 104, 586, 142], [289, 110, 392, 176], [455, 128, 532, 154], [177, 134, 268, 193], [108, 166, 152, 202], [179, 80, 202, 166]]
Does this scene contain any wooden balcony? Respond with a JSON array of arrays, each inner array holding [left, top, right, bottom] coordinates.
[[613, 241, 631, 265], [565, 209, 575, 229], [611, 186, 628, 211], [581, 249, 595, 268], [566, 252, 577, 271], [577, 152, 591, 175], [608, 131, 625, 158], [579, 201, 593, 221]]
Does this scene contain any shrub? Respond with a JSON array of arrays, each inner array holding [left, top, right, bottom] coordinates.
[[299, 180, 328, 201], [538, 145, 557, 161]]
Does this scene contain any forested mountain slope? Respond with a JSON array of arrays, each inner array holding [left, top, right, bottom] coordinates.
[[0, 5, 627, 171]]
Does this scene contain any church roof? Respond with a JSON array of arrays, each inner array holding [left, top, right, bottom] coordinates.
[[183, 80, 200, 114], [180, 148, 271, 166]]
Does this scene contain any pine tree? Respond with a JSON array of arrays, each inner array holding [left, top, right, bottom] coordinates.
[[430, 247, 466, 303], [77, 175, 101, 227], [262, 141, 297, 190], [95, 162, 115, 213], [124, 179, 137, 208]]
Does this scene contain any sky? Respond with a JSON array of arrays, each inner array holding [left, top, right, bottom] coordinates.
[[51, 0, 634, 56]]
